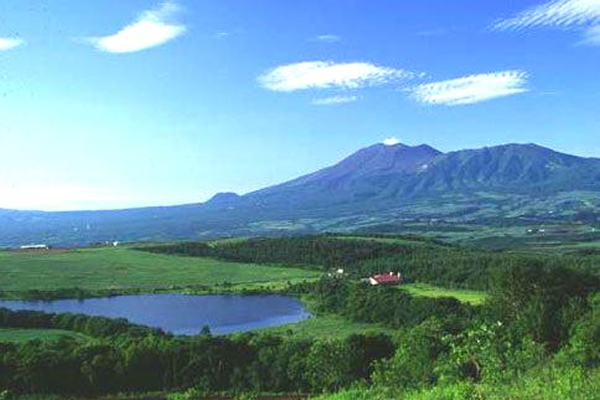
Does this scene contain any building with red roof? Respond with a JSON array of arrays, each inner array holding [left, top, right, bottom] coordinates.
[[369, 272, 402, 286]]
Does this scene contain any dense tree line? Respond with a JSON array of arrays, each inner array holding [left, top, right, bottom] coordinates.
[[0, 309, 166, 338], [309, 278, 476, 330], [138, 236, 416, 271], [0, 308, 395, 396], [138, 235, 599, 290]]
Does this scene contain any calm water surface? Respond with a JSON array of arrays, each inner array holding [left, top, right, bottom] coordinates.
[[0, 294, 311, 335]]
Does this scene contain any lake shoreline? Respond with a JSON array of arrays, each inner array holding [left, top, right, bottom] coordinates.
[[0, 278, 318, 301], [0, 293, 312, 336]]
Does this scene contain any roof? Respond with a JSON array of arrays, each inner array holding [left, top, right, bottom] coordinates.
[[371, 273, 401, 284]]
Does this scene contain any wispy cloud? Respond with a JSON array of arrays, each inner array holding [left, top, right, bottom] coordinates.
[[410, 71, 529, 106], [493, 0, 600, 46], [581, 24, 600, 44], [86, 1, 186, 54], [259, 61, 416, 92], [312, 95, 358, 105], [494, 0, 600, 30], [214, 31, 232, 39], [0, 38, 25, 51], [313, 34, 341, 43]]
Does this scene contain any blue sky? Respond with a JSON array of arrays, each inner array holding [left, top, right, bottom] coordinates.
[[0, 0, 599, 210]]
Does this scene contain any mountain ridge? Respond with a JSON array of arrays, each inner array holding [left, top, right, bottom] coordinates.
[[206, 141, 599, 212], [0, 142, 598, 247]]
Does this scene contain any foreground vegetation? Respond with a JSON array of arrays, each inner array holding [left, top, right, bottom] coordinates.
[[1, 263, 597, 399], [315, 363, 600, 400], [0, 234, 598, 399]]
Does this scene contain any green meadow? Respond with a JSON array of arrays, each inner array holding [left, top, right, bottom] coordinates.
[[400, 283, 488, 305], [0, 247, 320, 298], [262, 313, 396, 339]]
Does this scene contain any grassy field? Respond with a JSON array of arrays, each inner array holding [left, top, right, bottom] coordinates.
[[0, 247, 320, 298], [0, 328, 89, 343], [260, 314, 396, 339], [400, 283, 487, 305]]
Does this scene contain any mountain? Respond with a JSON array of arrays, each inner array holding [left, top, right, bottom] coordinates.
[[415, 143, 600, 193], [210, 142, 599, 215], [243, 143, 442, 210], [0, 142, 599, 247], [204, 192, 241, 209]]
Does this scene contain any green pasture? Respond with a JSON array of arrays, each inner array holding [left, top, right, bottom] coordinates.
[[0, 247, 320, 298], [261, 314, 395, 339], [400, 283, 487, 305]]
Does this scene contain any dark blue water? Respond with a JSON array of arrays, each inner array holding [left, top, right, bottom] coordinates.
[[0, 294, 311, 335]]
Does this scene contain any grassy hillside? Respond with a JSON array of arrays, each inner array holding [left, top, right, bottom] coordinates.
[[400, 283, 487, 305], [0, 247, 320, 299], [260, 314, 395, 339]]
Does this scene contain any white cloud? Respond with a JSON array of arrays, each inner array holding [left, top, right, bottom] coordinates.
[[0, 38, 25, 51], [259, 61, 416, 92], [312, 95, 358, 105], [410, 71, 529, 106], [494, 0, 600, 31], [582, 24, 600, 44], [214, 31, 232, 39], [383, 137, 401, 146], [86, 1, 186, 54], [314, 34, 341, 43], [494, 0, 600, 46]]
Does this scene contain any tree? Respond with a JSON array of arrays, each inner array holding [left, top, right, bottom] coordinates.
[[373, 318, 446, 390]]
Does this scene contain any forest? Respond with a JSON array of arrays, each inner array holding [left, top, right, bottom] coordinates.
[[140, 234, 599, 289], [0, 234, 598, 399]]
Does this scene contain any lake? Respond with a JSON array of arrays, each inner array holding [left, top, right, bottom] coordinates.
[[0, 294, 311, 335]]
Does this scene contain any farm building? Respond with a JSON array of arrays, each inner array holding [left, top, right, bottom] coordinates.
[[369, 272, 402, 286], [19, 244, 49, 250]]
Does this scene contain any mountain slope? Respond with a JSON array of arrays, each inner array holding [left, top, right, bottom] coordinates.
[[240, 143, 442, 210], [0, 142, 599, 247], [411, 143, 600, 194], [213, 142, 600, 214]]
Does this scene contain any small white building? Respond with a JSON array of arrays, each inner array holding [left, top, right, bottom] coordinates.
[[19, 244, 49, 250]]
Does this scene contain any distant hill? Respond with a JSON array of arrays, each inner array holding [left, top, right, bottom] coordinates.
[[0, 142, 599, 247]]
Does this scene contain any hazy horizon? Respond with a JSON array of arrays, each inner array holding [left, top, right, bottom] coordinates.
[[2, 140, 597, 213]]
